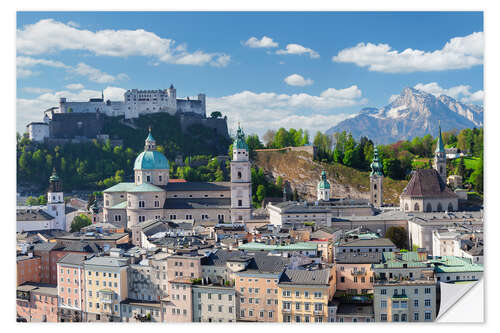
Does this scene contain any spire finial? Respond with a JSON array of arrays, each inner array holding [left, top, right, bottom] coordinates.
[[149, 125, 152, 133]]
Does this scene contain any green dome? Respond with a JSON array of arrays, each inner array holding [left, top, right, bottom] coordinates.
[[234, 124, 248, 150], [317, 171, 331, 189], [370, 147, 384, 176], [134, 151, 169, 170], [49, 168, 60, 182]]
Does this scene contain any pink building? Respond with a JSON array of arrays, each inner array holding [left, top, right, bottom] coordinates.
[[161, 278, 193, 322], [57, 253, 92, 322], [334, 252, 381, 295], [16, 283, 58, 322]]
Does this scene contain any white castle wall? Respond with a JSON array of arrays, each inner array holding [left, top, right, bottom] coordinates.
[[57, 87, 206, 119]]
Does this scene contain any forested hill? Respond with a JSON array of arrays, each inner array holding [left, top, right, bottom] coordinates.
[[17, 113, 231, 192]]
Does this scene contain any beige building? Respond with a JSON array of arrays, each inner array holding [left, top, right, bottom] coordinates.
[[83, 251, 129, 322]]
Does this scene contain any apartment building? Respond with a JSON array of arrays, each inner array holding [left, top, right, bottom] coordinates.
[[335, 252, 381, 295], [192, 284, 239, 322], [233, 253, 289, 322], [57, 253, 92, 322], [17, 254, 41, 286], [16, 283, 59, 322], [120, 299, 162, 322], [161, 278, 193, 322], [277, 268, 335, 323], [83, 252, 129, 322]]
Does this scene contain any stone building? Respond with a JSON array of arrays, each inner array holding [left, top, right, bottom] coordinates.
[[192, 284, 239, 322], [102, 126, 252, 229], [334, 252, 381, 295], [400, 125, 458, 213]]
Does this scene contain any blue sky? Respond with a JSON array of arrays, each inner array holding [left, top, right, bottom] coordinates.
[[16, 11, 483, 137]]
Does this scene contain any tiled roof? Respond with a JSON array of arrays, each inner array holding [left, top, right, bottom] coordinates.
[[279, 268, 331, 285], [164, 181, 231, 192], [238, 241, 317, 251], [163, 198, 231, 210], [58, 253, 93, 265], [245, 252, 290, 273], [401, 169, 457, 198], [200, 249, 246, 266], [334, 252, 382, 264]]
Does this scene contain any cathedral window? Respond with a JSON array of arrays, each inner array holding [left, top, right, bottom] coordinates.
[[426, 203, 432, 212], [437, 203, 443, 211], [237, 171, 242, 179], [448, 203, 454, 212], [414, 203, 420, 211]]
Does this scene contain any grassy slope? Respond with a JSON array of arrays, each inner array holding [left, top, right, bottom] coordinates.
[[254, 151, 408, 206]]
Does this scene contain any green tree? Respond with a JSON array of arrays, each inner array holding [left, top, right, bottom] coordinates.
[[383, 158, 403, 179], [256, 184, 266, 203], [38, 194, 47, 205], [70, 214, 92, 232], [385, 226, 408, 249], [25, 196, 39, 206], [210, 111, 222, 118]]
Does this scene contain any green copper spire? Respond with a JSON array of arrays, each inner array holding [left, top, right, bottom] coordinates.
[[234, 122, 248, 150], [317, 170, 331, 190], [146, 126, 155, 143], [370, 147, 384, 176], [49, 167, 60, 182], [435, 122, 445, 153]]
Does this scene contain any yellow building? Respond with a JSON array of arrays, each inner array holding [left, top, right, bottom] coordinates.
[[277, 268, 335, 323], [83, 250, 129, 322]]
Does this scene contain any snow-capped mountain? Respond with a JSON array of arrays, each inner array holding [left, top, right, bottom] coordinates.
[[325, 87, 483, 144]]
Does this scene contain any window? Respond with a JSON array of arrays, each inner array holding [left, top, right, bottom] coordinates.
[[380, 314, 387, 322], [425, 312, 432, 320], [238, 200, 242, 207], [393, 314, 399, 322], [295, 291, 300, 297], [249, 310, 253, 317], [269, 311, 273, 319], [208, 305, 212, 312], [380, 289, 387, 295], [425, 288, 431, 294], [414, 288, 419, 295], [304, 303, 310, 311], [401, 314, 407, 322], [139, 201, 145, 208], [295, 302, 301, 310], [380, 300, 387, 308], [295, 315, 301, 322], [425, 299, 431, 307], [414, 312, 419, 321], [314, 292, 322, 298], [392, 301, 399, 309], [218, 305, 222, 312], [414, 300, 419, 307], [354, 276, 358, 283]]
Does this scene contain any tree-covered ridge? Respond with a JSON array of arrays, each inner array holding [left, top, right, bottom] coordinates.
[[17, 113, 231, 192]]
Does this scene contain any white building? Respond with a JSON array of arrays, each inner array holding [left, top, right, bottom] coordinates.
[[16, 169, 67, 232], [56, 85, 206, 119], [26, 122, 50, 142]]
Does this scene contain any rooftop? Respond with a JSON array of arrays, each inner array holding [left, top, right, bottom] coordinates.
[[163, 197, 231, 210], [334, 252, 383, 264], [164, 181, 231, 192], [238, 241, 317, 252], [401, 169, 457, 198], [279, 268, 331, 285]]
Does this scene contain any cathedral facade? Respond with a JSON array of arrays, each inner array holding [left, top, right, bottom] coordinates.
[[102, 126, 251, 229]]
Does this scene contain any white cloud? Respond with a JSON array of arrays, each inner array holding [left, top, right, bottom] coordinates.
[[333, 32, 483, 73], [276, 43, 320, 59], [17, 19, 230, 67], [17, 86, 127, 133], [65, 83, 84, 90], [284, 74, 314, 87], [413, 82, 483, 104], [244, 36, 278, 48], [22, 87, 53, 94], [207, 86, 365, 137], [17, 56, 128, 83]]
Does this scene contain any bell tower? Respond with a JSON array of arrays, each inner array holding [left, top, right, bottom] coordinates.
[[433, 122, 447, 180], [230, 123, 252, 223], [369, 147, 384, 208], [47, 168, 66, 230]]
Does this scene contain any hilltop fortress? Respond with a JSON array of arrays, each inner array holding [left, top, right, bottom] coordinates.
[[57, 84, 206, 119], [26, 85, 229, 143]]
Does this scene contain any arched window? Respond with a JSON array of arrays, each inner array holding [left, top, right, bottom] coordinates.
[[237, 171, 242, 179], [448, 202, 454, 212], [404, 203, 409, 211], [374, 184, 377, 190], [437, 203, 443, 211], [426, 203, 432, 212], [414, 203, 420, 211]]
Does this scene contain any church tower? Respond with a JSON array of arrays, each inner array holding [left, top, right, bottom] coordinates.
[[317, 170, 331, 201], [433, 123, 447, 180], [47, 168, 66, 230], [369, 147, 384, 208], [230, 124, 252, 223]]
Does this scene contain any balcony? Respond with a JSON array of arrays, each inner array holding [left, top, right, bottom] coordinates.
[[350, 270, 367, 276], [313, 310, 323, 315], [282, 308, 292, 313]]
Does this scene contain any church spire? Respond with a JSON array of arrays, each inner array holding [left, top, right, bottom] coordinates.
[[370, 146, 384, 176], [145, 126, 156, 151], [435, 121, 445, 153]]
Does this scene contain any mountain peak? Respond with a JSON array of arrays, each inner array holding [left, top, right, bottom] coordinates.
[[325, 87, 483, 144]]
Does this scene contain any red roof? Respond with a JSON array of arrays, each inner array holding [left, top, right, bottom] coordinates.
[[168, 179, 187, 183]]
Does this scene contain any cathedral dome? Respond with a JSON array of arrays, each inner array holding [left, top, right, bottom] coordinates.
[[317, 171, 331, 190], [134, 151, 169, 170]]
